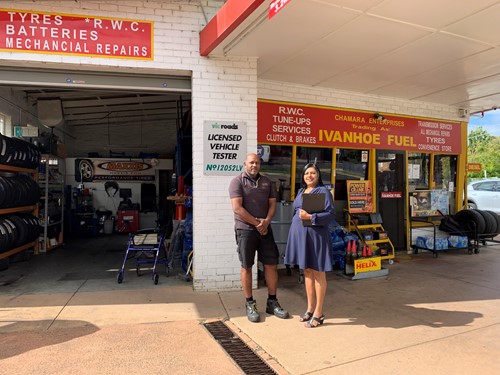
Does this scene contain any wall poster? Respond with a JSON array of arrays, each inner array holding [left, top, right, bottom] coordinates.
[[347, 180, 374, 213], [409, 190, 449, 217]]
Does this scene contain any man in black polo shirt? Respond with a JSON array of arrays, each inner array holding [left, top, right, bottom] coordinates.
[[229, 153, 289, 322]]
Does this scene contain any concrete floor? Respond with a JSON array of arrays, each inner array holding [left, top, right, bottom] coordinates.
[[1, 233, 500, 375]]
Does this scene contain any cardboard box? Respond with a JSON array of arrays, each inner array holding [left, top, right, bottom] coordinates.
[[360, 230, 374, 241], [372, 231, 388, 239]]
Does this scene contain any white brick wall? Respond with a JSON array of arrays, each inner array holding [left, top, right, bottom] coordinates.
[[192, 56, 258, 291]]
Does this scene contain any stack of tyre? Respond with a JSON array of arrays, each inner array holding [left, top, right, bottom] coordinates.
[[0, 214, 41, 255], [1, 134, 42, 270], [454, 209, 500, 237], [0, 133, 41, 169], [0, 174, 40, 209]]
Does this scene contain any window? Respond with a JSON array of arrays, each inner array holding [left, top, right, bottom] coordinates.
[[259, 145, 293, 201], [335, 148, 368, 200], [476, 181, 497, 191], [434, 155, 457, 190], [408, 152, 430, 190], [296, 146, 333, 191]]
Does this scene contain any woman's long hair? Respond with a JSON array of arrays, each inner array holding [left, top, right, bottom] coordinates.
[[299, 163, 324, 189]]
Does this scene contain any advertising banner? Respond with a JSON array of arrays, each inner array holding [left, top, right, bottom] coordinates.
[[347, 180, 374, 213], [75, 159, 155, 182], [354, 256, 381, 275], [258, 100, 462, 154], [0, 9, 153, 59]]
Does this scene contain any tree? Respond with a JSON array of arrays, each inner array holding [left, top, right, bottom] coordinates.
[[468, 126, 492, 155], [468, 127, 500, 177]]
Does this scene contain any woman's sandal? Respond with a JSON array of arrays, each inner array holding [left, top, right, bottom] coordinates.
[[299, 311, 313, 322], [304, 315, 325, 328]]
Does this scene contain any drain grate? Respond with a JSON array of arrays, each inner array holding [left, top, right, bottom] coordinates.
[[204, 321, 278, 375]]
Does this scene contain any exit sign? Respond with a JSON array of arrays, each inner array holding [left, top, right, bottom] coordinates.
[[14, 126, 38, 137]]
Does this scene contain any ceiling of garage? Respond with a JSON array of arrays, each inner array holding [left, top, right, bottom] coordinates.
[[204, 0, 500, 117], [0, 67, 192, 129], [20, 87, 189, 128]]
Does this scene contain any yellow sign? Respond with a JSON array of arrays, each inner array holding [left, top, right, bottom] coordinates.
[[354, 256, 381, 275]]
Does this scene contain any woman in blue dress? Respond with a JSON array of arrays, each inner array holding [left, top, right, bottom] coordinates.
[[285, 163, 336, 328]]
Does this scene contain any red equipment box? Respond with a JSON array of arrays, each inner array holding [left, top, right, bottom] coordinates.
[[117, 210, 139, 233]]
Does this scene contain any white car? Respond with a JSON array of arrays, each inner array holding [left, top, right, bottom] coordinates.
[[467, 179, 500, 213]]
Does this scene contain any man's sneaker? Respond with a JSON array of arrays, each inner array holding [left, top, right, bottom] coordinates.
[[266, 299, 289, 319], [246, 300, 260, 322]]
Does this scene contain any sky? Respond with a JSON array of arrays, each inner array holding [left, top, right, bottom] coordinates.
[[468, 110, 500, 136]]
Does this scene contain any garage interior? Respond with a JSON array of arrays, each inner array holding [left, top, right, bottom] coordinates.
[[0, 67, 193, 279]]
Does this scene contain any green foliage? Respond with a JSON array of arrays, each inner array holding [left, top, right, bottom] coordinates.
[[468, 127, 499, 177], [468, 126, 492, 155]]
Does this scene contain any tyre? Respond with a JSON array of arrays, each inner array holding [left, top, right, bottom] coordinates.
[[483, 210, 500, 235], [477, 210, 497, 235], [455, 209, 486, 235]]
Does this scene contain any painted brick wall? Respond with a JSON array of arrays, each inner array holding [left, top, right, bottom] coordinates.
[[258, 79, 462, 122], [191, 56, 258, 291]]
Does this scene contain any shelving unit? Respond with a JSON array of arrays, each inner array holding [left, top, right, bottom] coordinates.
[[38, 154, 65, 252], [344, 210, 395, 264], [0, 164, 39, 259]]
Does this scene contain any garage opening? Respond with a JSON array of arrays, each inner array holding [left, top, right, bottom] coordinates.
[[0, 66, 193, 282]]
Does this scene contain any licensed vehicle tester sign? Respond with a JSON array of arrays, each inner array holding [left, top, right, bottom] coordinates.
[[258, 100, 462, 154], [204, 120, 246, 176], [0, 9, 153, 59]]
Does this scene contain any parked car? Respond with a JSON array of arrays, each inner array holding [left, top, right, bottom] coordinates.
[[467, 178, 500, 213]]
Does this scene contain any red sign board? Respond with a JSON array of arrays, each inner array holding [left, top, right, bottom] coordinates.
[[467, 163, 482, 172], [269, 0, 292, 20], [257, 100, 462, 154], [381, 192, 403, 199], [0, 9, 153, 59]]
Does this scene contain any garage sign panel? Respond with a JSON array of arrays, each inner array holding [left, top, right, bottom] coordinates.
[[0, 8, 153, 59], [204, 120, 246, 176], [75, 159, 155, 182], [258, 100, 462, 154]]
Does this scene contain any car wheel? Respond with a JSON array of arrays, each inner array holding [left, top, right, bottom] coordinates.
[[467, 201, 477, 210]]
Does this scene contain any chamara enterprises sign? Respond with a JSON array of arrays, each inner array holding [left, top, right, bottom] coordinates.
[[204, 120, 246, 176], [0, 9, 153, 59]]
